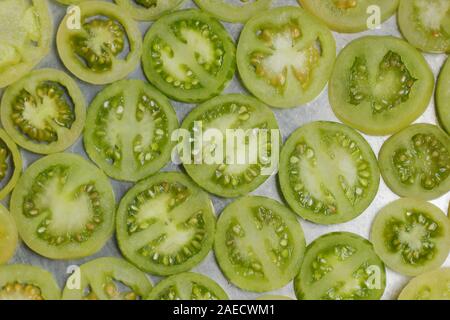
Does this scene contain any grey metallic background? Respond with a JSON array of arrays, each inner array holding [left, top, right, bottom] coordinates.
[[0, 0, 448, 300]]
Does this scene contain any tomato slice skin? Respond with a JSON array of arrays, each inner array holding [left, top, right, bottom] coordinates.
[[142, 9, 236, 103], [56, 1, 142, 85], [1, 69, 86, 155], [147, 272, 229, 300], [0, 264, 61, 300], [294, 232, 386, 300], [398, 0, 450, 53], [279, 121, 380, 225], [10, 153, 116, 260], [214, 196, 305, 292], [329, 36, 434, 136], [193, 0, 272, 23], [0, 130, 22, 200], [398, 268, 450, 300], [298, 0, 399, 33], [436, 58, 450, 134], [116, 172, 216, 276], [378, 124, 450, 200], [0, 204, 18, 265], [114, 0, 185, 21], [62, 257, 153, 300], [237, 6, 336, 108], [371, 198, 450, 277], [84, 79, 179, 182]]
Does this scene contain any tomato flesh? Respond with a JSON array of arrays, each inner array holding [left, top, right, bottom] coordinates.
[[193, 0, 272, 23], [398, 268, 450, 300], [436, 58, 450, 134], [114, 0, 185, 21], [0, 204, 18, 265], [0, 130, 22, 200]]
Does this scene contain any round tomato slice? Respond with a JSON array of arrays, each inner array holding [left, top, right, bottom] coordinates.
[[295, 232, 386, 300], [147, 272, 229, 300], [57, 1, 142, 85], [398, 0, 450, 53], [116, 172, 216, 276], [379, 124, 450, 200], [193, 0, 272, 23], [329, 36, 434, 136], [62, 257, 153, 300], [142, 9, 236, 103], [298, 0, 399, 33], [214, 196, 305, 292], [0, 264, 60, 300], [398, 268, 450, 300], [371, 198, 450, 276], [114, 0, 185, 21], [0, 0, 52, 88], [236, 6, 336, 108], [84, 79, 178, 182], [279, 121, 380, 225], [1, 69, 86, 155], [0, 130, 22, 200], [437, 58, 450, 134], [180, 94, 279, 198], [10, 153, 116, 260], [0, 204, 18, 265]]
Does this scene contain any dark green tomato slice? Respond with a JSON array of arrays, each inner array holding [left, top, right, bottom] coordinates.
[[215, 196, 305, 292], [1, 69, 86, 155], [147, 272, 229, 300], [0, 130, 22, 200], [117, 172, 216, 276], [329, 36, 434, 136], [0, 204, 18, 265], [84, 79, 178, 182], [379, 124, 450, 200], [193, 0, 272, 23], [298, 0, 399, 33], [398, 0, 450, 53], [142, 9, 236, 103], [57, 1, 142, 85], [0, 264, 60, 300], [10, 153, 116, 260], [295, 232, 386, 300], [437, 58, 450, 134], [256, 295, 294, 300], [237, 6, 336, 108], [0, 0, 52, 88], [115, 0, 186, 21], [371, 198, 450, 277], [180, 94, 279, 198], [398, 268, 450, 300], [279, 121, 380, 225], [62, 257, 153, 300]]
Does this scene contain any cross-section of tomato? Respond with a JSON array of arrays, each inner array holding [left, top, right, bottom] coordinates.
[[115, 0, 186, 21], [0, 130, 22, 200]]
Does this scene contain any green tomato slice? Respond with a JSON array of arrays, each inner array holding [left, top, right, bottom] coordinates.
[[279, 121, 380, 225], [62, 257, 153, 300], [55, 0, 93, 4], [193, 0, 272, 23], [0, 0, 52, 88], [371, 198, 450, 277], [57, 1, 142, 85], [398, 268, 450, 300], [256, 295, 294, 300], [298, 0, 399, 33], [10, 153, 116, 260], [214, 196, 305, 292], [142, 9, 236, 103], [379, 124, 450, 200], [398, 0, 450, 53], [295, 232, 386, 300], [114, 0, 186, 21], [237, 6, 336, 108], [147, 272, 229, 300], [0, 264, 60, 300], [180, 94, 279, 198], [329, 36, 434, 136], [1, 69, 86, 155], [0, 204, 18, 265], [0, 130, 22, 200], [116, 172, 216, 276], [84, 79, 178, 182], [437, 58, 450, 134]]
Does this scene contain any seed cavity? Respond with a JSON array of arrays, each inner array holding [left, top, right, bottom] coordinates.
[[0, 283, 44, 300]]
